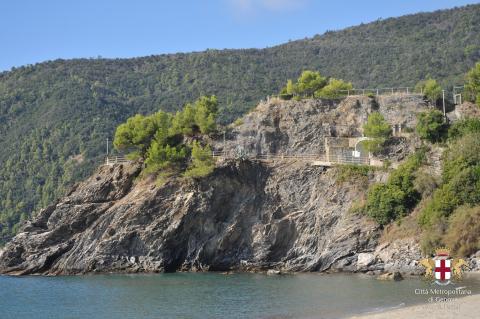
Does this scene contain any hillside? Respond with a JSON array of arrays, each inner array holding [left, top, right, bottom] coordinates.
[[0, 95, 425, 275], [1, 4, 480, 244]]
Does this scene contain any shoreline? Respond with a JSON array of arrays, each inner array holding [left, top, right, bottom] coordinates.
[[348, 272, 480, 319], [348, 294, 480, 319]]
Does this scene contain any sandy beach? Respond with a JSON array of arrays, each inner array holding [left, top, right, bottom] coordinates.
[[349, 294, 480, 319]]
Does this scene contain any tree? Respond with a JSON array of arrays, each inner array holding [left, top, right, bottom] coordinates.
[[170, 103, 197, 136], [315, 78, 353, 98], [416, 110, 446, 143], [295, 71, 327, 97], [465, 62, 480, 106], [113, 114, 158, 156], [416, 78, 442, 104], [145, 142, 187, 173], [286, 79, 295, 94], [194, 95, 218, 134], [362, 112, 392, 152], [184, 142, 215, 178]]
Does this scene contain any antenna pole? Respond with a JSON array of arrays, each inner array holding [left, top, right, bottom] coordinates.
[[442, 90, 446, 121]]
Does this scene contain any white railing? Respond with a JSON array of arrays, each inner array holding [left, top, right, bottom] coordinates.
[[212, 151, 372, 166], [104, 155, 130, 165]]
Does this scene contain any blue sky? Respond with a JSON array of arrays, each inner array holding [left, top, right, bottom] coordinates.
[[0, 0, 478, 71]]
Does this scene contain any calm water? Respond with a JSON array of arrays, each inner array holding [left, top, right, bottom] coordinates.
[[1, 272, 479, 319]]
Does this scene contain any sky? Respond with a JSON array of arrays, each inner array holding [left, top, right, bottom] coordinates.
[[0, 0, 478, 71]]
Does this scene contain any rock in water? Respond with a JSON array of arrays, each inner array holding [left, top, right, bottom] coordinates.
[[377, 272, 404, 281]]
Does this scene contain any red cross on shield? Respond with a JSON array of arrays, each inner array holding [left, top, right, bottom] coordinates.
[[434, 259, 451, 281]]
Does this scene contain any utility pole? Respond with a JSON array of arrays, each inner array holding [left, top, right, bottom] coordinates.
[[442, 90, 446, 121], [106, 138, 109, 156], [223, 131, 226, 159]]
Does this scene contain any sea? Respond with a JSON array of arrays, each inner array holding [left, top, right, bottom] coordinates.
[[1, 272, 479, 319]]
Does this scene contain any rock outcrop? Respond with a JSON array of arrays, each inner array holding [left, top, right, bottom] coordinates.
[[0, 95, 430, 275]]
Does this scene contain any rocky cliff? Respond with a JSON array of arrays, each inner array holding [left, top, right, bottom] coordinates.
[[0, 95, 431, 275]]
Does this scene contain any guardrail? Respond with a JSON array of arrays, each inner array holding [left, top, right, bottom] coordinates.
[[104, 156, 131, 165], [212, 151, 372, 166]]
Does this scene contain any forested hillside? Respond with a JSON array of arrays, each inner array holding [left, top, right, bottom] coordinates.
[[1, 4, 480, 244]]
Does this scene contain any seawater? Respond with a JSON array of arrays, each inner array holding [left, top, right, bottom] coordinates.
[[1, 272, 479, 319]]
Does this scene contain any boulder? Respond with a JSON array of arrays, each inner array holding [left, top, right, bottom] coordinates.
[[377, 271, 403, 281], [357, 253, 376, 270]]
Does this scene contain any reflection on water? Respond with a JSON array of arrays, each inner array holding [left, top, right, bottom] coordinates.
[[1, 272, 479, 319]]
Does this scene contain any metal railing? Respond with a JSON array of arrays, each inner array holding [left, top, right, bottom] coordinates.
[[269, 86, 424, 101], [212, 151, 372, 166], [104, 155, 130, 165]]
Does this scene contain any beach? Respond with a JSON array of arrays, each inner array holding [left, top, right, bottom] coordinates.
[[349, 294, 480, 319]]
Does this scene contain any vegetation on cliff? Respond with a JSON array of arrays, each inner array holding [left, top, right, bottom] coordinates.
[[2, 4, 480, 244], [465, 62, 480, 106], [114, 96, 217, 179], [362, 112, 392, 153], [279, 70, 353, 99], [415, 110, 447, 143], [364, 151, 425, 225]]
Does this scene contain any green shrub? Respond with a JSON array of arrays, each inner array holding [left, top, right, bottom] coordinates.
[[419, 133, 480, 226], [336, 164, 373, 185], [416, 110, 446, 143], [413, 169, 439, 197], [362, 112, 392, 152], [364, 151, 425, 225], [448, 118, 480, 140], [365, 183, 408, 225], [442, 133, 480, 182], [184, 142, 215, 178], [113, 113, 165, 155], [315, 78, 353, 98], [465, 62, 480, 106], [144, 143, 188, 174], [444, 205, 480, 256], [415, 78, 442, 104], [363, 112, 392, 138], [279, 71, 327, 98]]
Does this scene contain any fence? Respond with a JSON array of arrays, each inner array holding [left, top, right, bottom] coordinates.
[[212, 151, 373, 166], [104, 155, 130, 165]]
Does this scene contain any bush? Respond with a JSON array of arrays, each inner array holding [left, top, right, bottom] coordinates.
[[364, 151, 425, 225], [413, 169, 439, 197], [362, 112, 392, 152], [465, 62, 480, 106], [442, 132, 480, 182], [144, 143, 188, 174], [279, 71, 327, 98], [315, 78, 353, 98], [184, 142, 215, 178], [363, 112, 392, 138], [336, 164, 373, 185], [419, 133, 480, 226], [444, 205, 480, 256], [113, 113, 164, 155], [416, 110, 446, 143], [448, 118, 480, 140], [415, 78, 442, 104]]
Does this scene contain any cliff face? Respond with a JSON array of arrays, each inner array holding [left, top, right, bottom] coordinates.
[[0, 95, 429, 275], [0, 160, 381, 275]]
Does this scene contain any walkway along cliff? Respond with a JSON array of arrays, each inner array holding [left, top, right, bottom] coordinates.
[[0, 95, 440, 275]]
